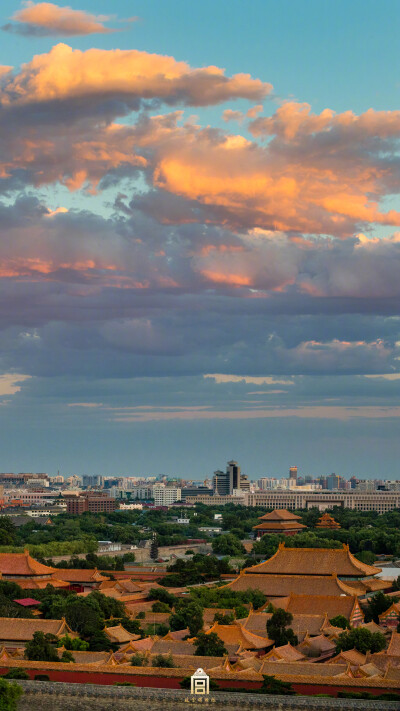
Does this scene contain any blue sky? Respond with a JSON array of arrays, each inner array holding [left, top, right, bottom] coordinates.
[[0, 1, 399, 479]]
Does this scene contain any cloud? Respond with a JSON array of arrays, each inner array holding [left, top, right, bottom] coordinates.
[[3, 2, 121, 36], [0, 43, 271, 109], [0, 373, 31, 395]]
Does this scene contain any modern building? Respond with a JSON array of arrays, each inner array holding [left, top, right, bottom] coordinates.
[[244, 490, 400, 513], [153, 484, 181, 506], [181, 486, 213, 500], [212, 460, 249, 496], [65, 492, 117, 514], [289, 466, 298, 482]]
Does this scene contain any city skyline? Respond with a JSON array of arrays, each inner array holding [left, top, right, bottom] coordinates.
[[0, 1, 400, 476]]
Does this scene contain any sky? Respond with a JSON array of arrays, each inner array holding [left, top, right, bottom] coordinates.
[[0, 1, 400, 480]]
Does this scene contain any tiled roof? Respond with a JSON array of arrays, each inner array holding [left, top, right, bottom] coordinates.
[[253, 522, 306, 531], [0, 551, 55, 576], [54, 568, 110, 583], [224, 573, 359, 597], [298, 633, 336, 655], [263, 643, 305, 662], [259, 661, 348, 678], [104, 625, 141, 644], [16, 577, 69, 589], [258, 510, 302, 522], [359, 620, 387, 635], [205, 622, 273, 650], [162, 629, 189, 641], [386, 631, 400, 656], [139, 612, 170, 626], [149, 653, 226, 670], [0, 617, 74, 641], [286, 593, 360, 620], [379, 602, 400, 620], [243, 543, 381, 577], [1, 656, 398, 687], [329, 649, 367, 666], [203, 608, 236, 624], [57, 649, 113, 665], [384, 665, 400, 682], [150, 639, 196, 655], [13, 598, 41, 606], [359, 662, 383, 678]]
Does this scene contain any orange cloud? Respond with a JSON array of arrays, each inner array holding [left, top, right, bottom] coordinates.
[[7, 2, 118, 36], [1, 43, 271, 107]]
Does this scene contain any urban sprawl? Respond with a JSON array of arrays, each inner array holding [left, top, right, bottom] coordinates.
[[0, 463, 398, 700]]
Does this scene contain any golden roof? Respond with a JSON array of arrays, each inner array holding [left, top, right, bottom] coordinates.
[[244, 543, 381, 576], [223, 572, 361, 597], [0, 617, 75, 641], [205, 622, 273, 650], [0, 551, 55, 577]]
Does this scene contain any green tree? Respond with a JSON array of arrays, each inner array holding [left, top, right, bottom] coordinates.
[[150, 536, 159, 561], [212, 534, 245, 556], [170, 601, 203, 637], [130, 653, 146, 666], [329, 615, 350, 630], [194, 632, 227, 657], [151, 601, 170, 613], [2, 669, 29, 680], [266, 609, 298, 647], [60, 650, 75, 662], [25, 632, 59, 662], [335, 628, 386, 655], [213, 612, 235, 625], [259, 675, 295, 695], [65, 598, 103, 637], [151, 653, 175, 667], [365, 591, 398, 623], [0, 678, 23, 711], [148, 588, 176, 607], [57, 635, 89, 651]]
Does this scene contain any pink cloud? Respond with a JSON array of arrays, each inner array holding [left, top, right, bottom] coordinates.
[[7, 2, 119, 36]]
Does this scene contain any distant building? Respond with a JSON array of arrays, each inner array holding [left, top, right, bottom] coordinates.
[[245, 490, 400, 513], [212, 460, 249, 496], [289, 466, 298, 482], [65, 492, 116, 515], [316, 513, 341, 529], [181, 486, 213, 500], [153, 484, 181, 506], [253, 509, 306, 538]]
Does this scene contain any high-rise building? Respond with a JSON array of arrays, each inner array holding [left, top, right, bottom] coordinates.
[[212, 461, 245, 496], [289, 466, 298, 482], [153, 483, 181, 506]]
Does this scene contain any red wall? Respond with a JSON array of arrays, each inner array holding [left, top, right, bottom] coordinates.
[[0, 666, 398, 697]]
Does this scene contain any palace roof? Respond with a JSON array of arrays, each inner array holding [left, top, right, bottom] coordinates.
[[0, 617, 75, 642], [386, 631, 400, 656], [316, 513, 341, 529], [263, 643, 305, 662], [223, 572, 362, 597], [328, 649, 367, 667], [162, 629, 189, 641], [0, 551, 55, 577], [104, 625, 141, 645], [205, 621, 273, 650], [258, 510, 303, 521], [54, 568, 110, 583], [243, 543, 381, 577], [15, 577, 69, 589], [285, 593, 362, 621]]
